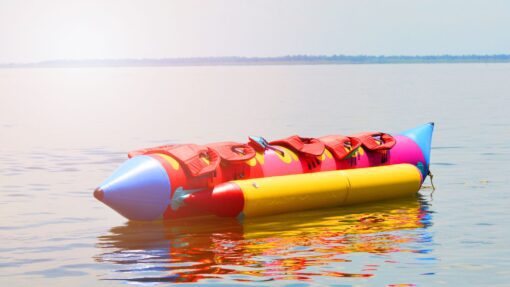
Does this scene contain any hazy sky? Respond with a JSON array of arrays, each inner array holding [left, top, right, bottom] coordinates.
[[1, 0, 509, 63]]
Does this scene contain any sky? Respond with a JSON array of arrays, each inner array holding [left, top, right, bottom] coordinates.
[[0, 0, 509, 63]]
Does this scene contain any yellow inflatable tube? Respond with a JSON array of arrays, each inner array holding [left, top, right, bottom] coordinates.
[[212, 164, 423, 218]]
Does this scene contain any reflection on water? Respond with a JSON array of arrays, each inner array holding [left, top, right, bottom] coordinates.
[[95, 196, 433, 284], [2, 64, 509, 286]]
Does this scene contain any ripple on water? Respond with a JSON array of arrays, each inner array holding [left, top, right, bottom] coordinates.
[[0, 147, 124, 178], [94, 196, 435, 284]]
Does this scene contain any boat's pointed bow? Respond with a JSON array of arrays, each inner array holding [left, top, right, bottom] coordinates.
[[399, 122, 435, 173], [94, 155, 172, 221]]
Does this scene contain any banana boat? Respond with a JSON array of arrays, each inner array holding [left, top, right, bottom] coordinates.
[[94, 123, 434, 221]]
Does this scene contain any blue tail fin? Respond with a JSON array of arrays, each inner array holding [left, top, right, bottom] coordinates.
[[399, 122, 435, 175]]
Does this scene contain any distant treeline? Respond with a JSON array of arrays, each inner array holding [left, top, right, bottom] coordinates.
[[2, 54, 510, 68]]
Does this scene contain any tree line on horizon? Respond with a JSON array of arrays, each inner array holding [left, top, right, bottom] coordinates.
[[1, 54, 510, 68]]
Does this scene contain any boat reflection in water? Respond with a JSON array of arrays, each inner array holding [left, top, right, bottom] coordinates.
[[95, 195, 433, 284]]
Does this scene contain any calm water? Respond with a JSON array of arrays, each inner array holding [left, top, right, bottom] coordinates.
[[1, 64, 509, 286]]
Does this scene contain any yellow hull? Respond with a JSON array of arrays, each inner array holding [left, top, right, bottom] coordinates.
[[231, 164, 422, 218]]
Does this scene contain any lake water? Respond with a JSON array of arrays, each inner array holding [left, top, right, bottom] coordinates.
[[1, 63, 509, 286]]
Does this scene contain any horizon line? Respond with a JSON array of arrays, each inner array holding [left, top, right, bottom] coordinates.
[[2, 54, 510, 68]]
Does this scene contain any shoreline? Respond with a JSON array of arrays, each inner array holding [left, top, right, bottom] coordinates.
[[1, 55, 509, 69]]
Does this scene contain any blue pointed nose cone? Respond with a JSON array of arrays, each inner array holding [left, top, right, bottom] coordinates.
[[399, 122, 435, 172], [95, 155, 171, 221]]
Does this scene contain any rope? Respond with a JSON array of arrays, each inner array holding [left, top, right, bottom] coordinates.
[[428, 170, 436, 194]]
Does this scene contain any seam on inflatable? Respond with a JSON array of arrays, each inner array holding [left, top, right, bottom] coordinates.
[[343, 171, 352, 205]]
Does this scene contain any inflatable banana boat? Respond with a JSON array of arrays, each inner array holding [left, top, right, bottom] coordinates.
[[94, 123, 434, 221]]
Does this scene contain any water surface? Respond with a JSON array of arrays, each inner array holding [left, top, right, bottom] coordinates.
[[1, 64, 509, 286]]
